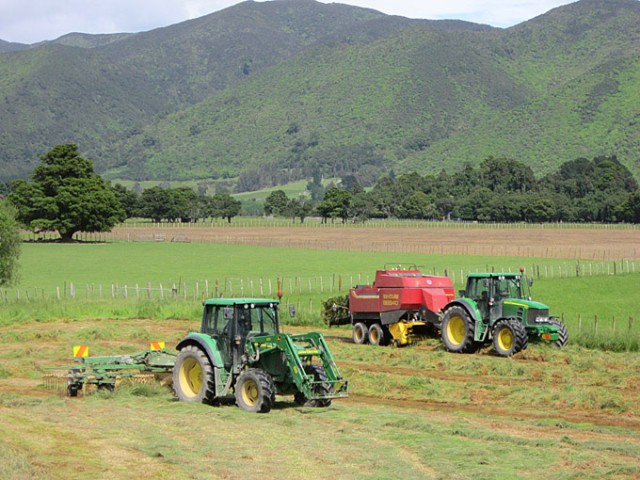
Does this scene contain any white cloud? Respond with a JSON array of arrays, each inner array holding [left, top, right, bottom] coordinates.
[[0, 0, 577, 44]]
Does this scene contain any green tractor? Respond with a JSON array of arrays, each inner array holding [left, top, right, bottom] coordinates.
[[440, 271, 568, 357], [172, 298, 348, 413]]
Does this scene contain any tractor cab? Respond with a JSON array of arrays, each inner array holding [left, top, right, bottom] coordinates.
[[463, 273, 551, 327], [201, 298, 281, 369]]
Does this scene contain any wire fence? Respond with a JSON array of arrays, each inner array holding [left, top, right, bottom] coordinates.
[[3, 258, 639, 304]]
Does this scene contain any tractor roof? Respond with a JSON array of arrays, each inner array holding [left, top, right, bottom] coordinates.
[[203, 298, 280, 307]]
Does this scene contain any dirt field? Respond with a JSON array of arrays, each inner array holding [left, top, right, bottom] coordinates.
[[108, 224, 640, 260]]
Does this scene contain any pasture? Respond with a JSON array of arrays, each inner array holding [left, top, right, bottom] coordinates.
[[1, 223, 640, 479]]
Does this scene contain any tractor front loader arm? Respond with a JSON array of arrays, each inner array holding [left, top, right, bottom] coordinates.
[[246, 332, 348, 402]]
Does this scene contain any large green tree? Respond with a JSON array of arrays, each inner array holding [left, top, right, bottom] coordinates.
[[0, 202, 21, 286], [264, 190, 289, 216], [210, 193, 241, 223], [9, 144, 125, 241]]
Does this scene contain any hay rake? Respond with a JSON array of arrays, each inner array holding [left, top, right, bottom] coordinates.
[[43, 347, 177, 397]]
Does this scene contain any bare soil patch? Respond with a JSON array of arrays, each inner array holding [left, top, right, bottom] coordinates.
[[109, 225, 640, 260]]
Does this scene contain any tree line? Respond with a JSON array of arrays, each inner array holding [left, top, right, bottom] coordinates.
[[6, 145, 242, 244], [3, 146, 640, 263], [266, 156, 640, 224]]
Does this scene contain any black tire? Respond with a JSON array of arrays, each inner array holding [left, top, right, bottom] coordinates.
[[173, 345, 216, 404], [368, 323, 388, 346], [492, 319, 528, 357], [441, 306, 479, 353], [235, 369, 275, 413], [294, 365, 332, 407], [67, 382, 80, 397], [549, 319, 569, 347], [352, 322, 369, 345]]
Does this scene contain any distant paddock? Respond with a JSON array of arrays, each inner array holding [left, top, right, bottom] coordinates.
[[97, 222, 640, 260]]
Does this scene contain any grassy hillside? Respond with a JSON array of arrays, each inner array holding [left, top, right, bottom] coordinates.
[[0, 0, 410, 180], [116, 0, 640, 183], [118, 25, 531, 181], [0, 0, 639, 184]]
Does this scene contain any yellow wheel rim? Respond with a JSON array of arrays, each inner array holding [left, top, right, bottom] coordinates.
[[497, 327, 514, 351], [370, 327, 379, 343], [447, 316, 466, 346], [241, 379, 259, 406], [179, 357, 202, 398]]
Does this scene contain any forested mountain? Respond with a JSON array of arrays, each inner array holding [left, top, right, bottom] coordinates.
[[0, 0, 638, 188]]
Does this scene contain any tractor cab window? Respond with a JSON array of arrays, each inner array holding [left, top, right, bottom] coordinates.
[[202, 304, 232, 338], [257, 305, 278, 336], [202, 304, 217, 335], [239, 304, 278, 338], [466, 277, 489, 303], [492, 277, 524, 299]]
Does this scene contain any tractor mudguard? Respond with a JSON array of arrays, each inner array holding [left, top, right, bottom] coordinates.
[[176, 332, 224, 369], [444, 299, 489, 342]]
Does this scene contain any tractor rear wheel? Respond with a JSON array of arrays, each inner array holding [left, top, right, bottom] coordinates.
[[368, 323, 388, 346], [492, 319, 528, 357], [441, 306, 479, 353], [352, 322, 369, 345], [549, 319, 569, 347], [294, 365, 332, 407], [235, 368, 275, 413], [173, 345, 215, 404]]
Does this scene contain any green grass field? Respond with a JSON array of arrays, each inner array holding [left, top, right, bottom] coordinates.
[[3, 241, 639, 350], [2, 240, 640, 479]]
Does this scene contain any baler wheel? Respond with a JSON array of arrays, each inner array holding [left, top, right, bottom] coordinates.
[[441, 306, 478, 353], [173, 345, 215, 403], [352, 322, 369, 345], [491, 319, 527, 357], [235, 368, 275, 413], [368, 323, 387, 346]]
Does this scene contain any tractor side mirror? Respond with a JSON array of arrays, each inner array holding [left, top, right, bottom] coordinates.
[[288, 304, 296, 317], [458, 290, 465, 297]]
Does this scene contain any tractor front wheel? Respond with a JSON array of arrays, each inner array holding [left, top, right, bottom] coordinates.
[[235, 369, 275, 413], [492, 319, 528, 357], [441, 306, 478, 353], [352, 322, 369, 345], [549, 319, 569, 347], [173, 345, 215, 404]]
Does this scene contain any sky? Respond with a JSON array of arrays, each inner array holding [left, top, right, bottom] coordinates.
[[0, 0, 578, 45]]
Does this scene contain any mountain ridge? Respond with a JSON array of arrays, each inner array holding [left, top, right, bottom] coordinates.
[[0, 0, 638, 186]]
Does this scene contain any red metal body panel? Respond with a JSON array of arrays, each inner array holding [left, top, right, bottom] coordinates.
[[349, 270, 455, 315]]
